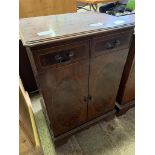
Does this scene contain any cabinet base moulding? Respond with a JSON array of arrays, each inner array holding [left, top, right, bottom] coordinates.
[[54, 109, 116, 146], [115, 100, 135, 116]]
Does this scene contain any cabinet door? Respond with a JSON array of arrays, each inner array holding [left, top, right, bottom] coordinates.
[[88, 49, 129, 120], [38, 60, 89, 136]]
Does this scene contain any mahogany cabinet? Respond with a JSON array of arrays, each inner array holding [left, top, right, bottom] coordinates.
[[26, 29, 133, 138], [19, 12, 135, 141]]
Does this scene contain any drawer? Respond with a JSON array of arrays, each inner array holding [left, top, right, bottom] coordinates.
[[91, 31, 132, 57], [32, 40, 89, 72]]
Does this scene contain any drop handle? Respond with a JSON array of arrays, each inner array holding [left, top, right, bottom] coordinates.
[[55, 54, 63, 62], [105, 42, 115, 49], [105, 40, 121, 49]]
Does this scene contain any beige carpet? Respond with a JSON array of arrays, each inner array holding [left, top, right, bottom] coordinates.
[[31, 94, 135, 155]]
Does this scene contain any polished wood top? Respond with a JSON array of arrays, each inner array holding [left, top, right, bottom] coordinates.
[[77, 0, 118, 4], [19, 12, 135, 46]]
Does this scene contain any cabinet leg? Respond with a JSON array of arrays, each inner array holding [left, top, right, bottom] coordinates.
[[115, 100, 135, 116]]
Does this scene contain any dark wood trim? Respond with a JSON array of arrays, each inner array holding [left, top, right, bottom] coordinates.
[[54, 109, 116, 143], [30, 27, 133, 50]]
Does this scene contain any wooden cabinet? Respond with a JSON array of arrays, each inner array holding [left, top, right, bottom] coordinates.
[[28, 30, 132, 138], [19, 12, 134, 141]]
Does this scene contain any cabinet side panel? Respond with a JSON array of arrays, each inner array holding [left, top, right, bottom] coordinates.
[[121, 58, 135, 103], [117, 35, 135, 104]]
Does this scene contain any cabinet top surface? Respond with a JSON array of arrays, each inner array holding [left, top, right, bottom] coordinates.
[[19, 12, 135, 46]]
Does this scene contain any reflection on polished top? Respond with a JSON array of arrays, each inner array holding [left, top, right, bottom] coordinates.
[[19, 12, 135, 46]]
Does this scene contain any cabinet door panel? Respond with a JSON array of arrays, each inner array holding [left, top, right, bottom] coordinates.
[[38, 60, 89, 136], [88, 49, 128, 120]]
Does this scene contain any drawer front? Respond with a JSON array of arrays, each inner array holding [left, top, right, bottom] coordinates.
[[91, 31, 132, 57], [32, 40, 89, 72]]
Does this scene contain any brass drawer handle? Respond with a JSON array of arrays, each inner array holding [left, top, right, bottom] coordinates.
[[55, 54, 63, 63], [105, 42, 115, 49], [55, 51, 74, 63], [105, 40, 120, 49]]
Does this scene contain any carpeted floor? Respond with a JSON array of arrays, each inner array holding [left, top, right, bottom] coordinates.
[[31, 94, 135, 155]]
